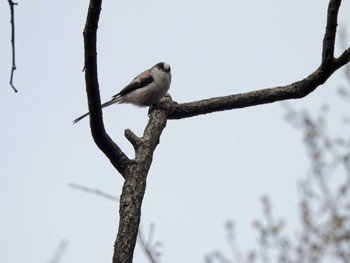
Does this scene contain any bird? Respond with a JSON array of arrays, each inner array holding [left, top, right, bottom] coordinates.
[[73, 62, 171, 124]]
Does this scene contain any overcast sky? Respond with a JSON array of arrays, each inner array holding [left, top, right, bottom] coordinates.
[[1, 1, 349, 262]]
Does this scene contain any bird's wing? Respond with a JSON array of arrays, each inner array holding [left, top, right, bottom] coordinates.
[[73, 70, 155, 124], [112, 70, 154, 98]]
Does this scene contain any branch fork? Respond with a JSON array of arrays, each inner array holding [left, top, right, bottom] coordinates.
[[81, 0, 350, 262]]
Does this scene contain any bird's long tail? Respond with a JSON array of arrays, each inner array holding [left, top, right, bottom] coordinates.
[[72, 97, 121, 124]]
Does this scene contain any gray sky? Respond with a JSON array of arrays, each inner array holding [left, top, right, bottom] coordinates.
[[1, 0, 349, 262]]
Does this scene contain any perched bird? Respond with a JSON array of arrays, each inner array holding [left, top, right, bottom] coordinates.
[[73, 62, 171, 124]]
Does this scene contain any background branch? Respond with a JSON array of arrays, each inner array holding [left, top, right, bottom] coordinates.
[[69, 182, 162, 263], [8, 0, 18, 93], [48, 240, 69, 263], [69, 182, 119, 201], [138, 224, 162, 263]]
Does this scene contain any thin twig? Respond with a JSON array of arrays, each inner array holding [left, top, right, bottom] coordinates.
[[225, 222, 245, 263], [69, 182, 119, 202], [8, 0, 18, 93], [48, 240, 69, 263], [138, 224, 161, 263]]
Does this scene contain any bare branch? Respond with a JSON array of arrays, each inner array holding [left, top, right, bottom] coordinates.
[[83, 0, 130, 177], [8, 0, 18, 93], [166, 58, 350, 120], [81, 1, 350, 263], [113, 106, 168, 263], [138, 224, 162, 263], [69, 182, 119, 202], [165, 0, 349, 120], [225, 222, 245, 263], [322, 0, 341, 63], [83, 1, 169, 262], [335, 47, 350, 67]]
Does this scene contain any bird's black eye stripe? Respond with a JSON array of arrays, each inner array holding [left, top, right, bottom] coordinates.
[[154, 62, 170, 72], [155, 63, 163, 69]]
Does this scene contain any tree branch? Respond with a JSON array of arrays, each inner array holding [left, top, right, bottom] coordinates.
[[165, 0, 349, 120], [124, 129, 141, 151], [8, 0, 18, 93], [113, 106, 168, 263], [322, 0, 341, 63], [83, 0, 130, 177], [80, 1, 350, 263], [166, 63, 340, 119], [83, 1, 169, 262]]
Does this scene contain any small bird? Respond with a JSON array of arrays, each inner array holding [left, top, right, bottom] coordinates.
[[73, 62, 171, 124]]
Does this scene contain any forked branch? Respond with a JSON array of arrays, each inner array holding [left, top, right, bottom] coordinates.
[[81, 1, 350, 263], [165, 0, 349, 120]]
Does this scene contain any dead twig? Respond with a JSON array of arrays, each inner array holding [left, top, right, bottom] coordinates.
[[8, 0, 18, 93], [69, 182, 119, 202]]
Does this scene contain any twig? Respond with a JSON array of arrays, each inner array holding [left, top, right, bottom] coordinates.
[[69, 182, 164, 263], [48, 240, 69, 263], [8, 0, 18, 93], [69, 182, 119, 202], [225, 222, 245, 263], [138, 224, 161, 263], [322, 0, 341, 62], [124, 129, 141, 151]]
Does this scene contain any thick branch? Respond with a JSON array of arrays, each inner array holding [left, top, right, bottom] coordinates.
[[167, 61, 349, 119], [83, 0, 130, 177], [113, 106, 168, 263], [83, 1, 169, 262]]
